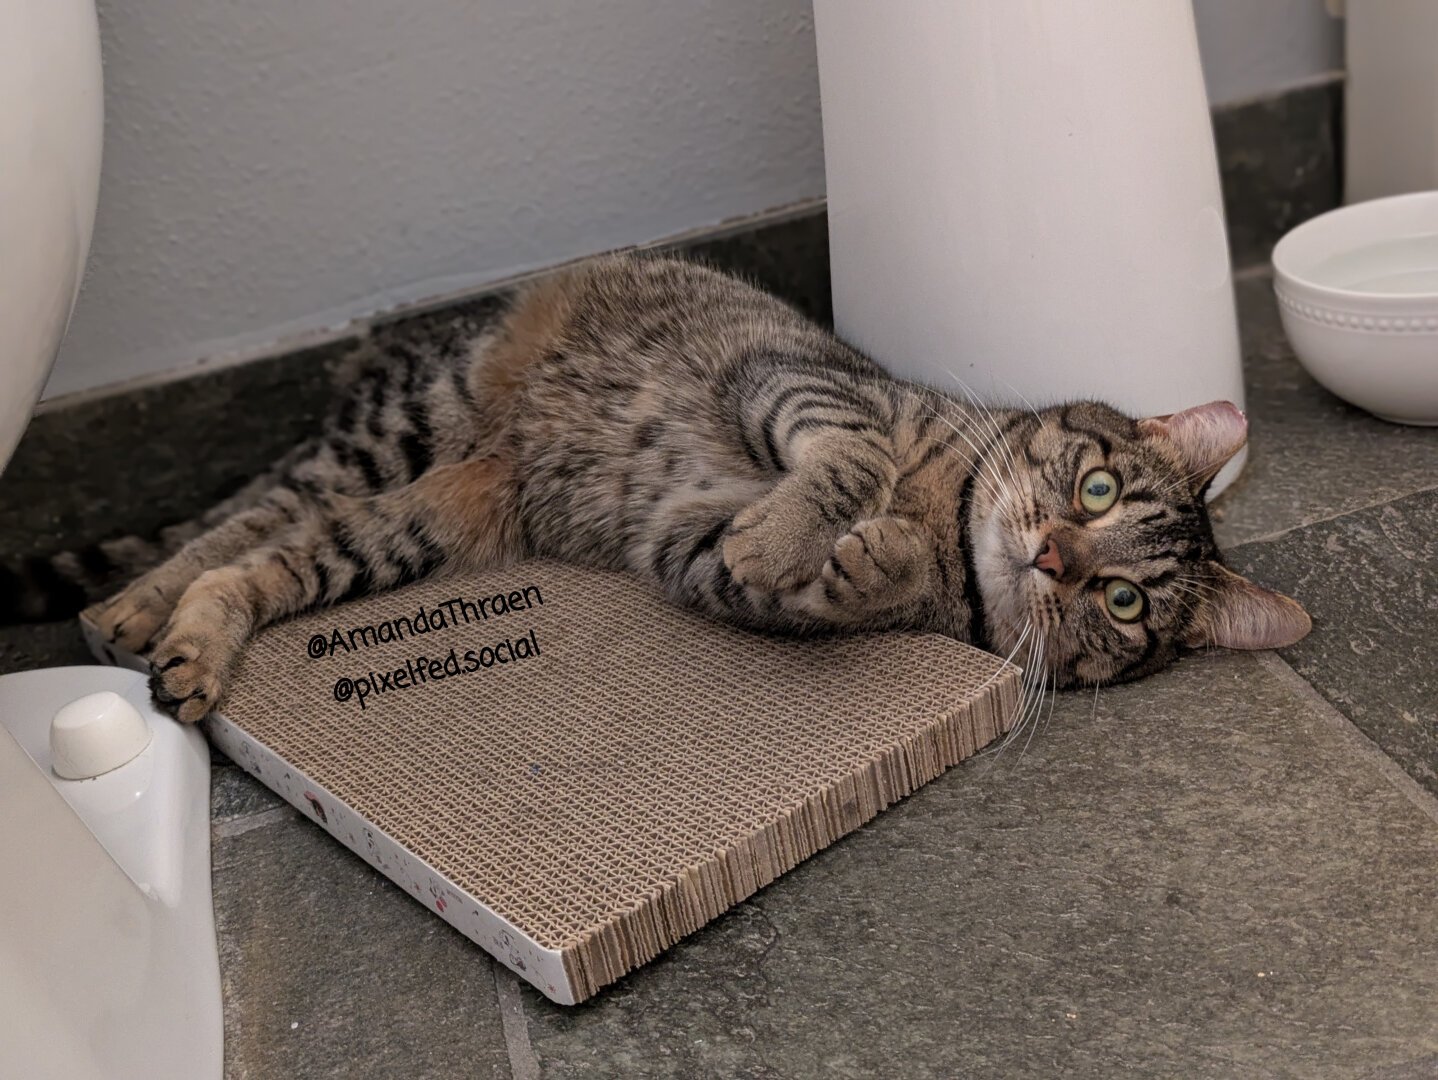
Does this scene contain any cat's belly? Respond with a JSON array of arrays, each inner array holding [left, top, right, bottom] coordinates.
[[504, 335, 771, 577]]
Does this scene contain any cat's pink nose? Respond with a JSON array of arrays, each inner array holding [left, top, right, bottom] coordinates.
[[1033, 538, 1064, 579]]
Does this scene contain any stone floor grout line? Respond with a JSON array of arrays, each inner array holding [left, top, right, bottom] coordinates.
[[211, 804, 295, 839], [1227, 479, 1438, 550], [493, 962, 542, 1080], [1256, 651, 1438, 829]]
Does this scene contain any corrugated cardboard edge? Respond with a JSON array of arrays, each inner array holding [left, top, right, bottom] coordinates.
[[83, 613, 581, 1002], [558, 669, 1021, 999], [81, 611, 1022, 1004], [204, 713, 579, 1003]]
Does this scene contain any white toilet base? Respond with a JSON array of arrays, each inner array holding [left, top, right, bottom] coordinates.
[[0, 666, 223, 1080]]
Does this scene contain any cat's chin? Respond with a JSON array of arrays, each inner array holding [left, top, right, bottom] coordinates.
[[970, 514, 1037, 642]]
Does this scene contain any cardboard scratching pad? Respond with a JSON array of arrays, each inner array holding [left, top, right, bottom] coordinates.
[[86, 561, 1020, 1003]]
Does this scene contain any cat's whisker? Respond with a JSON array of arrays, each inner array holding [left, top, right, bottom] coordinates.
[[1018, 664, 1049, 760], [1164, 580, 1205, 601], [987, 372, 1045, 423], [998, 620, 1033, 675], [921, 429, 1010, 512], [1170, 586, 1218, 609], [1151, 459, 1220, 501], [985, 632, 1047, 767], [935, 370, 1030, 497], [1166, 579, 1222, 614], [981, 623, 1035, 754], [919, 404, 1015, 509], [960, 619, 1033, 717], [919, 386, 1021, 500], [1038, 667, 1060, 739], [938, 380, 1028, 501], [1027, 617, 1063, 746]]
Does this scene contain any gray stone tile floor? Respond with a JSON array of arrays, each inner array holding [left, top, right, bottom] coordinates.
[[3, 272, 1437, 1077]]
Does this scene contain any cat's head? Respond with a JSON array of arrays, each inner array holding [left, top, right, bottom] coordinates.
[[969, 399, 1309, 688]]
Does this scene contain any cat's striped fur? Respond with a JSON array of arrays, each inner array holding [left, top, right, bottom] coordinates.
[[6, 253, 1310, 722]]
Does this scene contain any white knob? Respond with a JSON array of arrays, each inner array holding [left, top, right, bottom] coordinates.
[[50, 691, 153, 780]]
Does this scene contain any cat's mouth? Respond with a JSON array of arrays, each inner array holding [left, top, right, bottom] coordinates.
[[976, 532, 1053, 640], [1005, 536, 1058, 585]]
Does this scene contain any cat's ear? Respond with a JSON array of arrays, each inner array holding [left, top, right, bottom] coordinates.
[[1138, 400, 1247, 489], [1184, 564, 1311, 650]]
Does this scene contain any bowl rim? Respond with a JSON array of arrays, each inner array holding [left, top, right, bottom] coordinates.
[[1272, 189, 1438, 303]]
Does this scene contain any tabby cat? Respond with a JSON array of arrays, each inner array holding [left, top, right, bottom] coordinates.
[[9, 253, 1310, 722]]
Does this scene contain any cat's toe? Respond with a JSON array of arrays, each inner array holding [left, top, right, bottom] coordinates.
[[829, 531, 883, 597], [148, 636, 224, 724], [825, 518, 930, 610], [87, 583, 175, 656], [721, 529, 773, 589], [722, 513, 828, 592]]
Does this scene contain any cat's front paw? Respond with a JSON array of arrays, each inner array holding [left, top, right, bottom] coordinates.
[[148, 628, 231, 724], [722, 497, 832, 592], [819, 516, 931, 612], [146, 569, 254, 722]]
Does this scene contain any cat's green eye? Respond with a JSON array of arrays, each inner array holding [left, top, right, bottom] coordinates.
[[1079, 468, 1120, 514], [1104, 578, 1145, 622]]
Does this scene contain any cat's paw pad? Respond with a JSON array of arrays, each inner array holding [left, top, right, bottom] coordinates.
[[85, 580, 177, 656], [148, 633, 226, 724], [722, 500, 829, 592], [822, 517, 930, 608]]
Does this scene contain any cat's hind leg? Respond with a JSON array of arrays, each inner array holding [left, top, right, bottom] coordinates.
[[86, 480, 325, 656], [149, 456, 520, 722], [83, 435, 357, 654], [87, 335, 472, 654]]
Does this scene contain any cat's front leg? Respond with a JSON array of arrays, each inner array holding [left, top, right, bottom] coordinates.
[[723, 433, 899, 592], [794, 515, 933, 624], [146, 566, 261, 723], [722, 484, 840, 592]]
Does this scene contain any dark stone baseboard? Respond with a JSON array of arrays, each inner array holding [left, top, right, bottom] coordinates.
[[1214, 77, 1344, 271], [0, 78, 1340, 563]]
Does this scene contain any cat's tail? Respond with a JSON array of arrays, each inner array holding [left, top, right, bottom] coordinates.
[[2, 454, 296, 624], [0, 531, 182, 624]]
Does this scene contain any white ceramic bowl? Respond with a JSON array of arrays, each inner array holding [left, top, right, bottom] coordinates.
[[1272, 190, 1438, 426]]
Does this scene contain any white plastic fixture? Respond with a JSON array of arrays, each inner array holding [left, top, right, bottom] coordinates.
[[1273, 190, 1438, 426], [0, 9, 223, 1076], [50, 690, 154, 779], [0, 667, 223, 1080], [0, 0, 103, 472], [813, 0, 1246, 494]]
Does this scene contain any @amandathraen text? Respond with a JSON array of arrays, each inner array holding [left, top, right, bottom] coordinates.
[[331, 630, 542, 709], [305, 584, 543, 660]]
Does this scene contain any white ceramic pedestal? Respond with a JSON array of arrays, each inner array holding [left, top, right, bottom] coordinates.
[[0, 667, 222, 1080], [814, 0, 1246, 494], [0, 6, 223, 1076], [0, 0, 103, 473]]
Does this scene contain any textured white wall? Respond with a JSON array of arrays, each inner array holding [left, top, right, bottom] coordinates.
[[1192, 0, 1344, 105], [50, 0, 824, 398], [49, 0, 1341, 399]]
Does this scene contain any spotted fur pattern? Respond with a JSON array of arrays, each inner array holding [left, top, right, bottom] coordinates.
[[12, 253, 1307, 722]]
